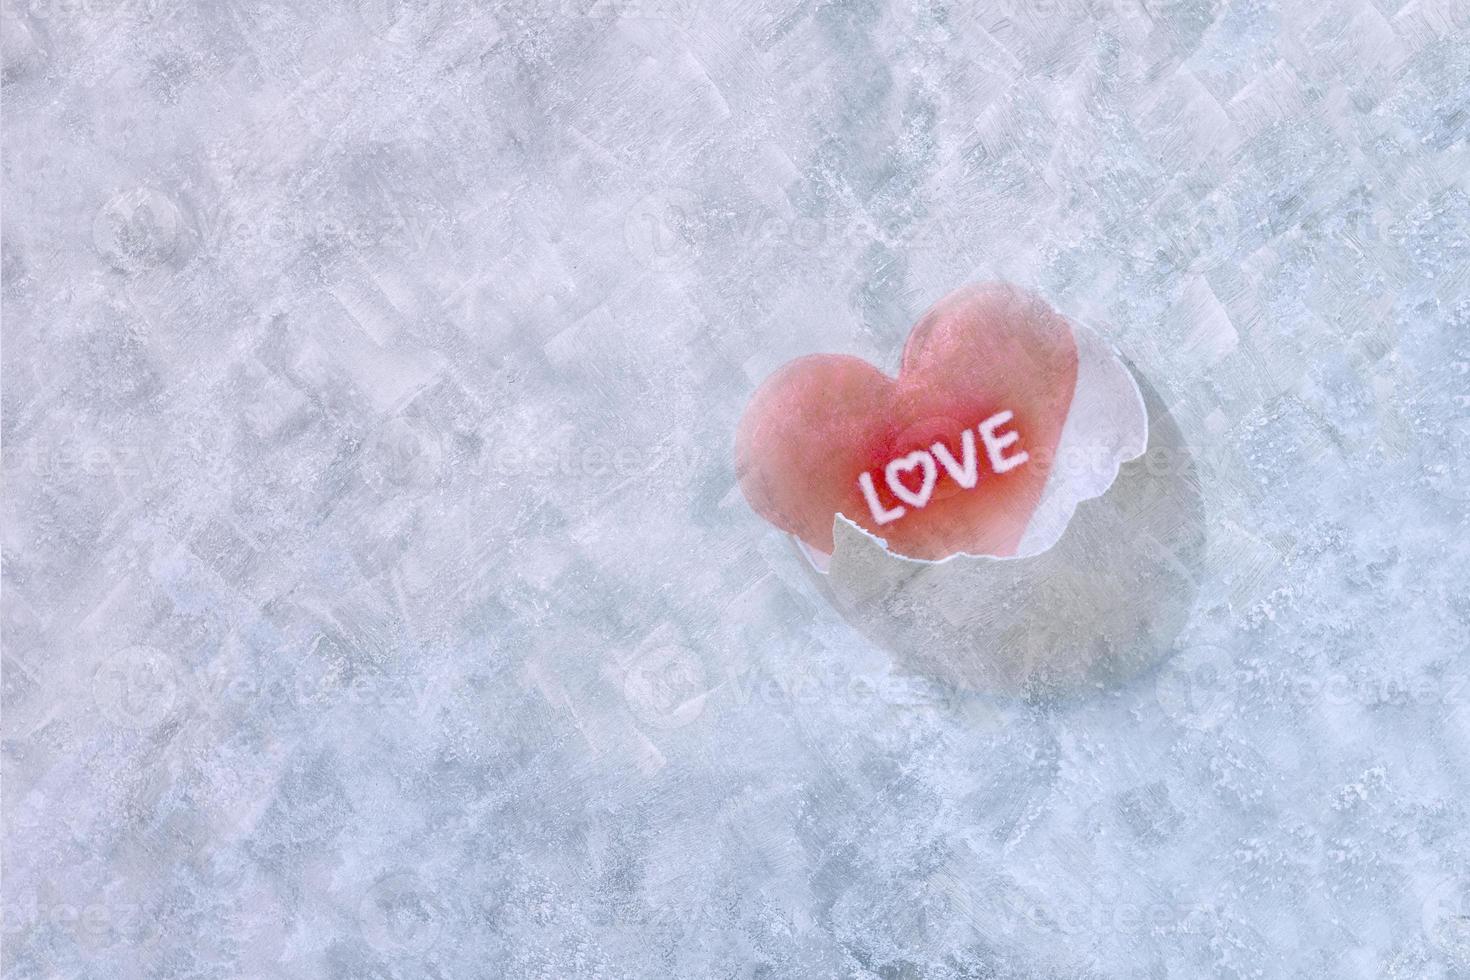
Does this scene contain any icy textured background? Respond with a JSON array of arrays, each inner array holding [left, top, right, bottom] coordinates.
[[4, 0, 1469, 976]]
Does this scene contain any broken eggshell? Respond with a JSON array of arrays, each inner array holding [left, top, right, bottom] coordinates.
[[794, 331, 1205, 698]]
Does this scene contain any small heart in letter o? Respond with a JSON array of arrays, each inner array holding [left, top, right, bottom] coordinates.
[[885, 451, 937, 508]]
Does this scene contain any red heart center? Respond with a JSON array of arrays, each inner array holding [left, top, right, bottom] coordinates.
[[735, 283, 1079, 561], [891, 457, 930, 496]]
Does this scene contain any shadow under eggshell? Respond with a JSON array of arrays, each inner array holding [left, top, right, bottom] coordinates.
[[799, 366, 1206, 698]]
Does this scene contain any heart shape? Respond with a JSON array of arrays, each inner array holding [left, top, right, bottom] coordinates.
[[885, 451, 937, 507], [735, 283, 1079, 561]]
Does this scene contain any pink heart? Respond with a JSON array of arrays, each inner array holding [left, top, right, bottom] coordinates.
[[735, 283, 1079, 561]]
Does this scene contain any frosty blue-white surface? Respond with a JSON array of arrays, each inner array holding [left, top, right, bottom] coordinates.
[[3, 0, 1468, 976]]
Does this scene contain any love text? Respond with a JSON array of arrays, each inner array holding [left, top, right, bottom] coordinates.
[[857, 410, 1029, 525]]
